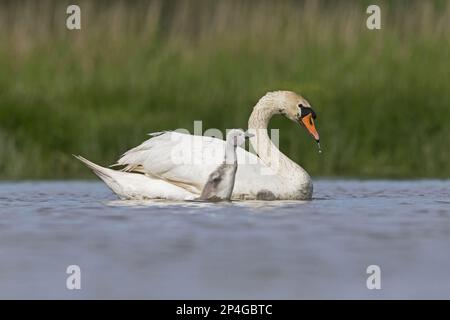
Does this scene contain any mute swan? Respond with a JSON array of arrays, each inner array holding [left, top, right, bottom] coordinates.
[[199, 129, 253, 201], [75, 90, 320, 200]]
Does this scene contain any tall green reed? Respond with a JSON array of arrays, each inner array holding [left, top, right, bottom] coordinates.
[[0, 0, 449, 179]]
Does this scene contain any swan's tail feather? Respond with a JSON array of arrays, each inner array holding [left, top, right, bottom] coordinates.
[[74, 155, 196, 201], [73, 155, 124, 196], [74, 155, 109, 178]]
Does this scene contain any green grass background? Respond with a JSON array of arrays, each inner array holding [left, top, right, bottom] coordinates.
[[0, 0, 449, 179]]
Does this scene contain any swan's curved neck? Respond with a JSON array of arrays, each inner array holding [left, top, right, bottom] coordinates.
[[248, 97, 310, 181]]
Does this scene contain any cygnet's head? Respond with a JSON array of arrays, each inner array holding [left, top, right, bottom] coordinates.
[[226, 129, 254, 147]]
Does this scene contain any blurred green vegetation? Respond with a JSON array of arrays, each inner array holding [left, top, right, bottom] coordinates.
[[0, 0, 449, 179]]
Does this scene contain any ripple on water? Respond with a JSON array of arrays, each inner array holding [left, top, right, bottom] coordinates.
[[0, 179, 449, 299]]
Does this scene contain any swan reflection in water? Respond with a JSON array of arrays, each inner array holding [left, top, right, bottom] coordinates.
[[105, 199, 308, 211]]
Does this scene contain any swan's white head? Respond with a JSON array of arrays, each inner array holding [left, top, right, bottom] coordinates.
[[264, 91, 320, 143], [226, 129, 253, 147]]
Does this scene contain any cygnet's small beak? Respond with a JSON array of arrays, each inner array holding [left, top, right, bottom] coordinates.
[[244, 132, 254, 139]]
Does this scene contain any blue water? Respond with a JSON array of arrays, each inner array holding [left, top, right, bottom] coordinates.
[[0, 180, 449, 299]]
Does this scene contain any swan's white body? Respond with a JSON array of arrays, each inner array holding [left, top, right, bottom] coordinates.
[[76, 91, 316, 200]]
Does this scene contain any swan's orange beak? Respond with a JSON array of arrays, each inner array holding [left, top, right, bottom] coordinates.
[[300, 113, 320, 142]]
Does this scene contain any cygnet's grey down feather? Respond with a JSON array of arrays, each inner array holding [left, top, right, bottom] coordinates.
[[199, 163, 237, 201], [198, 129, 249, 202]]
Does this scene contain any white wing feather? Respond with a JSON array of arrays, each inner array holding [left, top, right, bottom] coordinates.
[[115, 131, 278, 197]]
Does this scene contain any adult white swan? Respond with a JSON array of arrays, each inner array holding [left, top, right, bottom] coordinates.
[[75, 91, 320, 200]]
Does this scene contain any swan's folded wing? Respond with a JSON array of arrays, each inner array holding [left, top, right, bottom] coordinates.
[[115, 132, 228, 193], [115, 131, 269, 195]]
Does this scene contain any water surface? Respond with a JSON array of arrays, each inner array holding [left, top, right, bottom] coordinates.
[[0, 180, 449, 299]]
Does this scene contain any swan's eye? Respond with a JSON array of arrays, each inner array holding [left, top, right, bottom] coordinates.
[[299, 106, 317, 120], [300, 106, 310, 118]]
